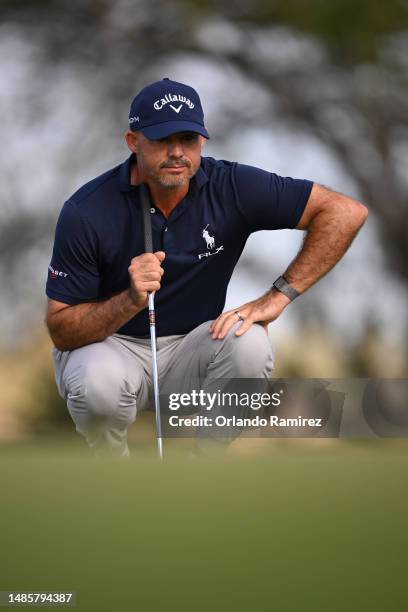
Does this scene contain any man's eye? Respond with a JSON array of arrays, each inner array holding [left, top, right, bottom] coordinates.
[[182, 135, 197, 143]]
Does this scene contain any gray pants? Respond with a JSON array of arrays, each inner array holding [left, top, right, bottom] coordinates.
[[53, 320, 274, 455]]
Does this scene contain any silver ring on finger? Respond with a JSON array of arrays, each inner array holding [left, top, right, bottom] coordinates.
[[234, 311, 244, 322]]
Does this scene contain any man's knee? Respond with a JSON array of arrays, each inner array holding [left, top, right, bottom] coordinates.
[[63, 349, 137, 424], [222, 323, 274, 376]]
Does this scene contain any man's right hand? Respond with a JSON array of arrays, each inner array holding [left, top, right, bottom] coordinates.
[[128, 251, 166, 309]]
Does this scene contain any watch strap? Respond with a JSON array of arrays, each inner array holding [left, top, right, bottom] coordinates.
[[272, 275, 299, 301]]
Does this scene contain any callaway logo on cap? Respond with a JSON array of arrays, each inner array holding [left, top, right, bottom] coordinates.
[[128, 78, 209, 140]]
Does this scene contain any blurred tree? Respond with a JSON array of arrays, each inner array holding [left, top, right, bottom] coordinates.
[[0, 0, 407, 345], [1, 0, 407, 275], [190, 0, 408, 281]]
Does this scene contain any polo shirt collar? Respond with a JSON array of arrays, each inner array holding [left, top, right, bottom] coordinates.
[[194, 164, 208, 189], [119, 154, 137, 192], [119, 154, 208, 193]]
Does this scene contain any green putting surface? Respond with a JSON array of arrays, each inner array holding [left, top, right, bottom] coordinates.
[[0, 440, 407, 611]]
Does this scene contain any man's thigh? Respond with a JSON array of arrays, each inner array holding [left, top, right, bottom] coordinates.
[[158, 321, 216, 388], [159, 319, 273, 394]]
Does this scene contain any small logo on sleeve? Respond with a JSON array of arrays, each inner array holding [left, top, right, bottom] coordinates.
[[49, 265, 68, 279]]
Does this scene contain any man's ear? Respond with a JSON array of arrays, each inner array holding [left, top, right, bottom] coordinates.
[[125, 130, 139, 153]]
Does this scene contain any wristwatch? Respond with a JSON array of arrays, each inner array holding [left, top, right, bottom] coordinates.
[[272, 275, 299, 301]]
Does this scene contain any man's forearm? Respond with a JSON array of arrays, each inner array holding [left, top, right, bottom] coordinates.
[[284, 199, 368, 294], [47, 290, 142, 351]]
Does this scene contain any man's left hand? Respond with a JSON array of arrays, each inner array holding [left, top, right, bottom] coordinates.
[[210, 289, 291, 339]]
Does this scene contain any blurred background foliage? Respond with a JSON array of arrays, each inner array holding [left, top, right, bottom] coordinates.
[[0, 0, 407, 441]]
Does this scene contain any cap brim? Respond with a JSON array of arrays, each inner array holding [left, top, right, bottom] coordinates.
[[141, 121, 209, 140]]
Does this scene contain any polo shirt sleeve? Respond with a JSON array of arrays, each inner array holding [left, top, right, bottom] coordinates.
[[233, 163, 313, 231], [46, 200, 100, 305]]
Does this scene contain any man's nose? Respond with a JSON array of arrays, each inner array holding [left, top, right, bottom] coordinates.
[[167, 141, 184, 157]]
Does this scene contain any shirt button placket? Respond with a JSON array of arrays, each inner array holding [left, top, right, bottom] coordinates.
[[161, 222, 169, 250]]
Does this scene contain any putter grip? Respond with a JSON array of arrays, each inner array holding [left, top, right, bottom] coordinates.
[[140, 183, 153, 254]]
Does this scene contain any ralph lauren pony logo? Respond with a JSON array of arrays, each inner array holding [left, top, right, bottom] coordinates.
[[198, 225, 224, 261]]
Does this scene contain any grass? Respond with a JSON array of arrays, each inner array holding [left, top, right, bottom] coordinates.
[[0, 439, 407, 611]]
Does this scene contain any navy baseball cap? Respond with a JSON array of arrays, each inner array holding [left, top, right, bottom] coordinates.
[[128, 78, 209, 140]]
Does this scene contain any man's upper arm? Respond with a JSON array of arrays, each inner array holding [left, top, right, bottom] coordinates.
[[46, 200, 100, 304], [233, 163, 314, 231], [47, 298, 70, 317], [296, 183, 368, 230], [46, 298, 71, 329]]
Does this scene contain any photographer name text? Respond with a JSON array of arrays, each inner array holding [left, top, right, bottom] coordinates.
[[168, 415, 323, 428]]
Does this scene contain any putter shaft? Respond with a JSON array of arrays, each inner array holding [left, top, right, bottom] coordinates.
[[148, 292, 163, 459]]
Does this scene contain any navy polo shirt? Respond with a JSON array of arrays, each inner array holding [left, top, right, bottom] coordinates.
[[46, 155, 313, 337]]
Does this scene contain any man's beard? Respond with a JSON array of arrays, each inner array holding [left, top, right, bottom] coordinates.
[[148, 159, 198, 189]]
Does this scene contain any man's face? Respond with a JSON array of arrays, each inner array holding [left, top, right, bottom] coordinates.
[[127, 131, 205, 189]]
